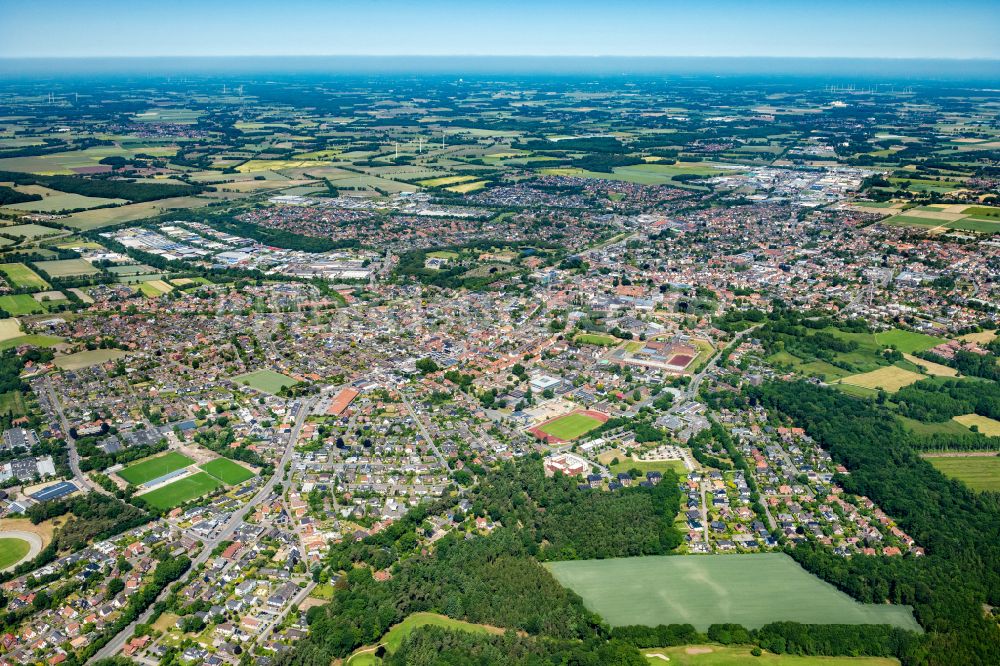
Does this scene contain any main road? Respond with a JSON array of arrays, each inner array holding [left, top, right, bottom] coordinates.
[[88, 395, 319, 662], [42, 377, 110, 496]]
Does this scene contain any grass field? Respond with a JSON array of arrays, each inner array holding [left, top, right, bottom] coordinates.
[[232, 369, 299, 394], [53, 349, 127, 370], [346, 612, 502, 665], [575, 333, 621, 346], [118, 451, 195, 486], [953, 413, 1000, 436], [545, 554, 920, 631], [200, 458, 255, 485], [0, 294, 47, 315], [609, 458, 686, 477], [925, 454, 1000, 492], [138, 472, 222, 510], [875, 329, 944, 353], [538, 412, 604, 440], [0, 263, 49, 289], [839, 366, 925, 393], [641, 645, 899, 666], [0, 538, 30, 570], [137, 280, 174, 297], [34, 258, 99, 278], [901, 353, 956, 377], [417, 175, 477, 187], [0, 223, 61, 239], [897, 415, 970, 437], [446, 180, 487, 193], [0, 334, 63, 351]]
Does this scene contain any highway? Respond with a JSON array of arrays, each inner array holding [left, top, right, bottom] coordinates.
[[88, 395, 318, 662]]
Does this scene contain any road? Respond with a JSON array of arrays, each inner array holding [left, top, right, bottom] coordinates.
[[88, 395, 319, 662], [42, 378, 109, 496], [401, 392, 447, 468], [257, 580, 317, 645]]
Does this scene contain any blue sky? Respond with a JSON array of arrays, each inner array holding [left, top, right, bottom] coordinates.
[[1, 0, 998, 59]]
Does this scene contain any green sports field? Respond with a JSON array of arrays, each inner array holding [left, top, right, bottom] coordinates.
[[118, 451, 194, 486], [545, 553, 920, 631], [200, 458, 255, 485], [232, 369, 299, 394], [538, 412, 604, 440], [0, 537, 31, 570], [925, 454, 1000, 492], [138, 472, 222, 510]]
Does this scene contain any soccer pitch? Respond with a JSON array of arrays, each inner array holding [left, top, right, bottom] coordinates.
[[201, 458, 255, 485], [118, 451, 194, 486], [545, 553, 920, 631], [138, 472, 222, 510], [232, 369, 299, 394], [538, 412, 604, 440]]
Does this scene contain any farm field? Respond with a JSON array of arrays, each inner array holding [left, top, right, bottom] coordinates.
[[53, 349, 127, 370], [952, 414, 1000, 437], [346, 612, 503, 666], [3, 191, 126, 212], [138, 472, 221, 510], [897, 415, 970, 437], [874, 329, 944, 353], [0, 334, 63, 351], [62, 195, 217, 231], [545, 554, 920, 631], [118, 451, 195, 486], [0, 294, 52, 315], [537, 412, 605, 441], [417, 175, 477, 187], [0, 319, 22, 342], [839, 366, 925, 393], [232, 369, 299, 394], [641, 645, 899, 666], [902, 353, 956, 377], [925, 454, 1000, 492], [446, 180, 487, 193], [0, 223, 62, 239], [200, 458, 255, 485], [138, 279, 174, 297], [0, 263, 49, 289], [0, 537, 30, 570], [0, 145, 177, 175], [34, 258, 99, 278]]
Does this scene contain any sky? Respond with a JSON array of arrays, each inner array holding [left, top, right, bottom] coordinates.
[[1, 0, 998, 60]]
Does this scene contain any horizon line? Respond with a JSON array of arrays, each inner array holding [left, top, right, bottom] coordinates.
[[2, 54, 999, 62]]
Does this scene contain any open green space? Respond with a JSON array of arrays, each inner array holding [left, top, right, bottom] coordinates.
[[118, 451, 195, 486], [346, 612, 502, 666], [0, 223, 62, 239], [0, 263, 49, 289], [0, 334, 63, 351], [575, 333, 621, 346], [0, 537, 31, 570], [232, 368, 299, 394], [545, 553, 920, 631], [925, 455, 1000, 492], [538, 412, 604, 440], [874, 329, 945, 354], [200, 458, 255, 485], [609, 458, 687, 477], [0, 294, 51, 315], [641, 645, 899, 666], [138, 472, 222, 510], [53, 348, 127, 370]]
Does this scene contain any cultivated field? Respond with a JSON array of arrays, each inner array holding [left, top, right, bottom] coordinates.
[[0, 294, 51, 315], [925, 454, 1000, 492], [545, 553, 920, 631], [0, 263, 49, 289], [902, 353, 957, 377], [534, 411, 606, 441], [0, 319, 22, 342], [640, 645, 899, 666], [139, 472, 221, 510], [118, 451, 195, 486], [34, 258, 99, 278], [232, 369, 299, 394], [0, 334, 62, 351], [952, 414, 1000, 437], [839, 366, 925, 393], [200, 458, 255, 485], [0, 223, 62, 240]]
